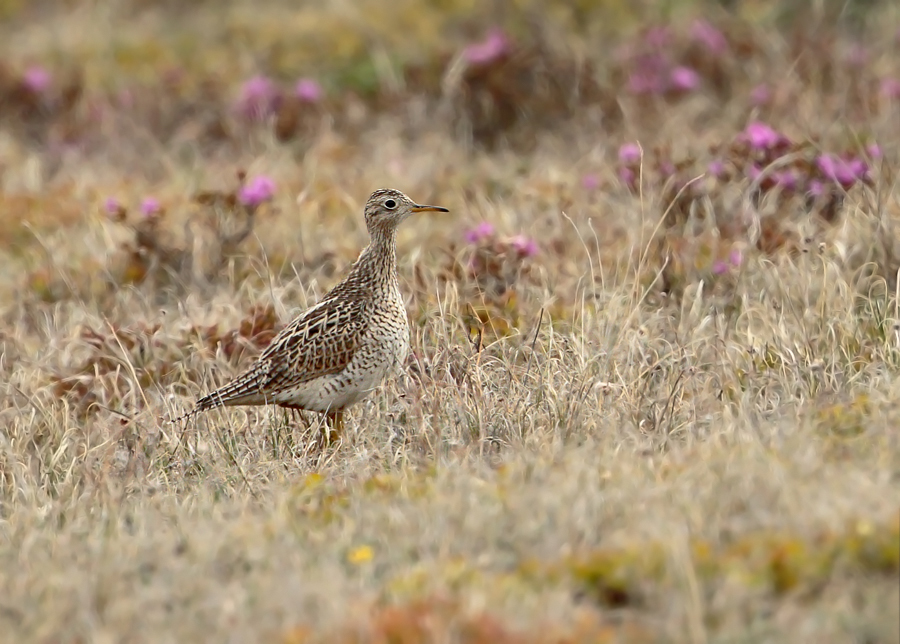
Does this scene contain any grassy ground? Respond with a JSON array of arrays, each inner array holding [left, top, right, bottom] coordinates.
[[1, 1, 899, 642]]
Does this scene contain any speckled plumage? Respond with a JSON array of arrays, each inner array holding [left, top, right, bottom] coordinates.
[[174, 188, 448, 437]]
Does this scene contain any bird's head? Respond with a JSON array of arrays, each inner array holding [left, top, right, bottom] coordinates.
[[364, 188, 448, 235]]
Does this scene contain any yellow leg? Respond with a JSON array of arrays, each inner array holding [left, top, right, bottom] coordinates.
[[324, 410, 344, 446]]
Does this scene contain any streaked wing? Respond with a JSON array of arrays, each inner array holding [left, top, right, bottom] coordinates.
[[258, 294, 369, 394]]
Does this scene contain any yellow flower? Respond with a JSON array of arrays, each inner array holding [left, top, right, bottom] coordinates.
[[347, 545, 374, 565]]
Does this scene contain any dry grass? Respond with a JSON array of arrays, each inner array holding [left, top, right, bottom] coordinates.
[[1, 1, 899, 642]]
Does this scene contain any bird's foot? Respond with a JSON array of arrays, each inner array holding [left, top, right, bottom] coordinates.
[[302, 410, 344, 456], [320, 410, 344, 448]]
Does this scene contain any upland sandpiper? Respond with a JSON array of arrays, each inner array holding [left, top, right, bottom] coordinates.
[[173, 188, 448, 442]]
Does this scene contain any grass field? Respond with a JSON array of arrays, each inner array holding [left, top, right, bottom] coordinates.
[[1, 1, 899, 642]]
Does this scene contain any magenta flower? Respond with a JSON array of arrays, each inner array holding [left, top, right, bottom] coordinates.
[[463, 221, 495, 244], [867, 143, 882, 159], [581, 174, 600, 190], [816, 154, 867, 189], [740, 121, 789, 151], [140, 197, 161, 217], [880, 78, 900, 99], [746, 164, 763, 182], [848, 158, 868, 179], [712, 259, 728, 275], [618, 166, 636, 186], [627, 71, 664, 95], [463, 28, 510, 65], [242, 76, 275, 99], [750, 84, 771, 106], [22, 66, 51, 93], [669, 66, 700, 92], [236, 75, 281, 120], [626, 53, 668, 95], [729, 249, 743, 267], [618, 142, 642, 165], [690, 20, 727, 54], [238, 175, 277, 207], [294, 78, 323, 103], [104, 197, 121, 215], [509, 234, 539, 257], [772, 169, 799, 191], [707, 159, 726, 178], [808, 180, 827, 198]]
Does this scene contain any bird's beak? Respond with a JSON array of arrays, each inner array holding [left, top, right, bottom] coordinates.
[[410, 204, 449, 213]]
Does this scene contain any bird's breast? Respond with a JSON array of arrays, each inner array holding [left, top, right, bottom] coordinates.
[[367, 286, 410, 364]]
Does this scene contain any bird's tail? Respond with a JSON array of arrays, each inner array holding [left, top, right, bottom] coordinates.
[[167, 364, 269, 425]]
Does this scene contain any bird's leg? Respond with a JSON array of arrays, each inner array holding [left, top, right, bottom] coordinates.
[[280, 404, 307, 428], [324, 410, 344, 446]]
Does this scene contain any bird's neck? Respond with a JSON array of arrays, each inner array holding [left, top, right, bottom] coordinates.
[[353, 228, 398, 292]]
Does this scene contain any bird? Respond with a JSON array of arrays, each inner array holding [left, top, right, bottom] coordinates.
[[172, 188, 449, 443]]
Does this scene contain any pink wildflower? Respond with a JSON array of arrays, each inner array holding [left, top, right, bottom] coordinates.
[[712, 260, 729, 275], [294, 78, 323, 103], [627, 71, 665, 95], [581, 174, 600, 191], [618, 142, 642, 165], [880, 78, 900, 99], [464, 221, 495, 244], [627, 53, 668, 95], [22, 66, 51, 93], [772, 169, 799, 191], [509, 234, 539, 257], [740, 121, 789, 151], [238, 175, 277, 207], [690, 20, 727, 54], [140, 197, 161, 217], [104, 197, 121, 215], [707, 159, 726, 178], [237, 75, 281, 120], [750, 84, 771, 106], [808, 180, 827, 198], [463, 28, 510, 65], [669, 66, 700, 92], [816, 154, 867, 189], [746, 164, 763, 182], [618, 167, 636, 186]]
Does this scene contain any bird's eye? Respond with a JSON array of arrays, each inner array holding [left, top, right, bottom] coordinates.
[[383, 199, 397, 210]]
